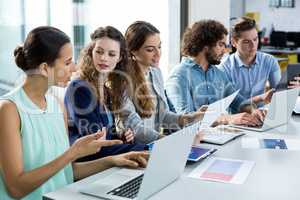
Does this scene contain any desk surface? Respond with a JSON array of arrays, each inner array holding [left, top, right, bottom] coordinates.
[[44, 116, 300, 200], [276, 57, 289, 62], [261, 47, 300, 54]]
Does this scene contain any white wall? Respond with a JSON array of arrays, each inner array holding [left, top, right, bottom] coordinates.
[[230, 0, 245, 20], [0, 0, 24, 91], [189, 0, 231, 29], [0, 0, 181, 88], [86, 0, 181, 80], [245, 0, 300, 35], [168, 0, 181, 74], [0, 0, 74, 93]]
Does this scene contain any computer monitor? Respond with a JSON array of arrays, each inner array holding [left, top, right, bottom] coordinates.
[[287, 32, 296, 42], [291, 32, 300, 48], [270, 31, 287, 48], [287, 31, 300, 48]]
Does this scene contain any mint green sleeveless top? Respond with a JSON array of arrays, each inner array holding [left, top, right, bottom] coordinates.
[[0, 86, 73, 200]]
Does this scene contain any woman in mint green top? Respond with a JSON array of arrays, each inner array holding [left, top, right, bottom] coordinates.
[[0, 26, 148, 200], [0, 86, 74, 199]]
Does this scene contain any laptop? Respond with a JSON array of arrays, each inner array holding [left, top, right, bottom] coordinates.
[[79, 91, 239, 200], [232, 88, 299, 132], [293, 96, 300, 114], [202, 126, 245, 145], [79, 122, 200, 200], [276, 64, 300, 91]]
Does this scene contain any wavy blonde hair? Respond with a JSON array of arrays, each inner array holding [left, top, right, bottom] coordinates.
[[78, 26, 129, 112]]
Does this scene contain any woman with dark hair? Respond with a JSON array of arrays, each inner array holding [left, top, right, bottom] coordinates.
[[0, 26, 148, 200], [116, 21, 205, 144], [64, 26, 147, 161]]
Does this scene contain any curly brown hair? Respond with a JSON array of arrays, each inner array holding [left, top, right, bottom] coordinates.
[[181, 19, 228, 57], [78, 26, 129, 112], [125, 21, 160, 118]]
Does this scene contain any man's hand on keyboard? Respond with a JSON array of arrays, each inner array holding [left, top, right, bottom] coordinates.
[[251, 108, 266, 124], [228, 112, 262, 126]]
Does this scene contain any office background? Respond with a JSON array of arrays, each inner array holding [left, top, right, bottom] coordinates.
[[1, 0, 300, 96]]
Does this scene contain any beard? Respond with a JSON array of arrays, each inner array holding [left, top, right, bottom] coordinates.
[[205, 50, 222, 65]]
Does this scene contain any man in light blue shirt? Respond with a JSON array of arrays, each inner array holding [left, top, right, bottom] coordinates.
[[218, 17, 281, 107], [166, 57, 244, 114], [166, 19, 262, 126]]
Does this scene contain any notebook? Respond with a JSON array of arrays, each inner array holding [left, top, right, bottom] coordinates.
[[202, 126, 245, 145]]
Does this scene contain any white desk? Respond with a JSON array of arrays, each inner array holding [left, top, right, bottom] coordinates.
[[276, 57, 289, 62], [261, 47, 300, 55], [44, 116, 300, 200]]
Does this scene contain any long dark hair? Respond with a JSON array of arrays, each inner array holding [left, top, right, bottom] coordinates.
[[78, 26, 128, 111], [125, 21, 160, 118], [14, 26, 70, 71]]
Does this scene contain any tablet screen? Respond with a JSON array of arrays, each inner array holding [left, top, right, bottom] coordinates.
[[188, 147, 216, 162], [147, 143, 216, 162]]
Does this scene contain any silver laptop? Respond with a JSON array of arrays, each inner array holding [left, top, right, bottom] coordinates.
[[79, 123, 197, 200], [276, 64, 300, 91], [232, 88, 299, 132], [79, 90, 238, 200]]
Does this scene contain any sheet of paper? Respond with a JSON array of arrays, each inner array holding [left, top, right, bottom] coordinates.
[[242, 137, 300, 150], [180, 90, 240, 138], [188, 157, 255, 184], [200, 90, 239, 128]]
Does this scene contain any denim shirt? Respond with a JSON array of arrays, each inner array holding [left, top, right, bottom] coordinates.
[[165, 57, 246, 114], [218, 51, 281, 107]]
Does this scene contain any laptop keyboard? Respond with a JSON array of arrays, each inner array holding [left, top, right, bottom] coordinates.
[[243, 124, 263, 128], [107, 174, 144, 199]]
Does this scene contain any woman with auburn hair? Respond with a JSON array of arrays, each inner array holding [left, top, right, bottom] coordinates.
[[64, 26, 147, 161], [0, 26, 148, 200], [116, 21, 205, 144]]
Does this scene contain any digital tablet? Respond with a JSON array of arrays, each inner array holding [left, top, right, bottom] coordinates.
[[147, 143, 217, 162], [188, 146, 217, 162]]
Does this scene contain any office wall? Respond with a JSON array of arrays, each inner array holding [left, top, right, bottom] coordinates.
[[168, 0, 181, 75], [189, 0, 231, 29], [0, 0, 24, 93], [245, 0, 300, 35], [0, 0, 181, 92], [86, 0, 181, 79], [230, 0, 245, 19], [0, 0, 73, 95]]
